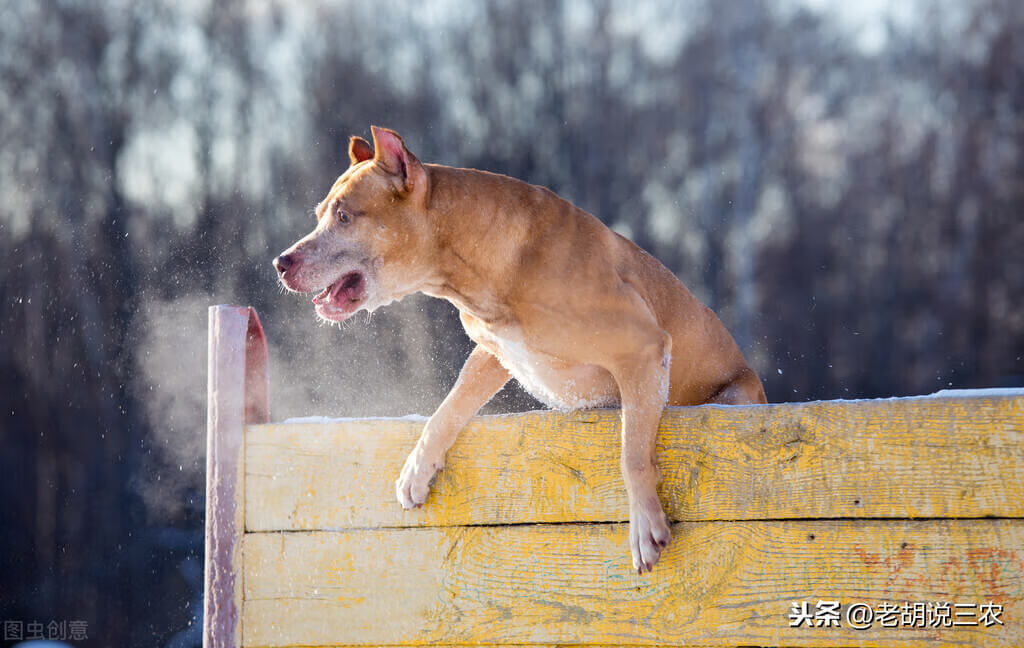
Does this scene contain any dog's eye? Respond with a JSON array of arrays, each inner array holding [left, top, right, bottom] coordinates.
[[333, 204, 351, 224]]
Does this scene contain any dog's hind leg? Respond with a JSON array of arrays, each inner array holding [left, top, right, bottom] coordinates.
[[395, 344, 510, 509], [707, 367, 767, 405]]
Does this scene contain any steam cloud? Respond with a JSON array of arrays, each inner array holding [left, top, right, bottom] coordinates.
[[130, 291, 482, 521]]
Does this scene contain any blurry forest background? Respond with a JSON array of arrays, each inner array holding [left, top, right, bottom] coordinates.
[[1, 0, 1022, 645]]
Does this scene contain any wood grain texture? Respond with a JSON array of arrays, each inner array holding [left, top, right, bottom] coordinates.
[[205, 305, 270, 648], [241, 519, 1024, 647], [245, 394, 1024, 531]]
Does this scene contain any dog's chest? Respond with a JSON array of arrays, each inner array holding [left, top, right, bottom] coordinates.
[[460, 312, 618, 410], [461, 313, 542, 374]]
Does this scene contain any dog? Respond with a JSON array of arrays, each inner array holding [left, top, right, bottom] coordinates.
[[274, 126, 767, 572]]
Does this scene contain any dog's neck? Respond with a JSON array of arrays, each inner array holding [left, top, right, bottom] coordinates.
[[416, 164, 525, 324]]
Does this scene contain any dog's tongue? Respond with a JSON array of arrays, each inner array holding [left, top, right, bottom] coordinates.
[[312, 272, 364, 305], [312, 286, 331, 304]]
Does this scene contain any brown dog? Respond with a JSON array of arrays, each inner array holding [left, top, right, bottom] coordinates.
[[274, 126, 766, 572]]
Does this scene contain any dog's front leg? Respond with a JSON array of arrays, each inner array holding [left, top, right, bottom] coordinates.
[[612, 331, 674, 573], [396, 344, 510, 509]]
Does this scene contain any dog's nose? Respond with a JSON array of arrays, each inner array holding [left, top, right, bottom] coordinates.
[[273, 254, 295, 277]]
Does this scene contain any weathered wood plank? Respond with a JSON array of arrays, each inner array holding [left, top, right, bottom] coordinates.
[[242, 519, 1023, 647], [205, 305, 270, 648], [245, 394, 1024, 530]]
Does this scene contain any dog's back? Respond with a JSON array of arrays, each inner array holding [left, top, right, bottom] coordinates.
[[425, 163, 766, 407]]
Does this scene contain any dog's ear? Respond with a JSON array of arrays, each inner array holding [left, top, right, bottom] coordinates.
[[349, 136, 373, 166], [370, 125, 424, 195]]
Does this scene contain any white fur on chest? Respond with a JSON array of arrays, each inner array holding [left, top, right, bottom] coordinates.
[[461, 315, 619, 411]]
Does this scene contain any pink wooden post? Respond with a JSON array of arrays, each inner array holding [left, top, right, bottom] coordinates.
[[204, 306, 269, 648]]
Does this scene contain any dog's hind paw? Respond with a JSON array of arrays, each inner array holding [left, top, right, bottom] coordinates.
[[395, 445, 443, 510], [629, 495, 672, 574]]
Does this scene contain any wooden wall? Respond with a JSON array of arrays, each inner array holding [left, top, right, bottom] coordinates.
[[231, 393, 1023, 647]]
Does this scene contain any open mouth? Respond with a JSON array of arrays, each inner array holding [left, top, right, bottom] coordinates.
[[311, 271, 367, 320]]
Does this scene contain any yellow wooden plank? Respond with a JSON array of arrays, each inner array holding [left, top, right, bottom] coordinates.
[[245, 394, 1024, 530], [242, 519, 1024, 647]]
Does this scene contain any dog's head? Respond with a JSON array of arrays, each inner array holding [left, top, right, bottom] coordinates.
[[273, 126, 432, 323]]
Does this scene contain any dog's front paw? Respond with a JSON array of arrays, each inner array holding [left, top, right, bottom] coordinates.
[[629, 494, 672, 574], [395, 444, 444, 510]]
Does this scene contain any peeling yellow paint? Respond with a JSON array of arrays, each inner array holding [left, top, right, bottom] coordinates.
[[242, 520, 1024, 647], [245, 395, 1024, 530], [236, 393, 1024, 647]]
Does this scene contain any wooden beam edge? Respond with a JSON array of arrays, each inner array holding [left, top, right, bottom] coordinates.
[[205, 305, 269, 648]]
